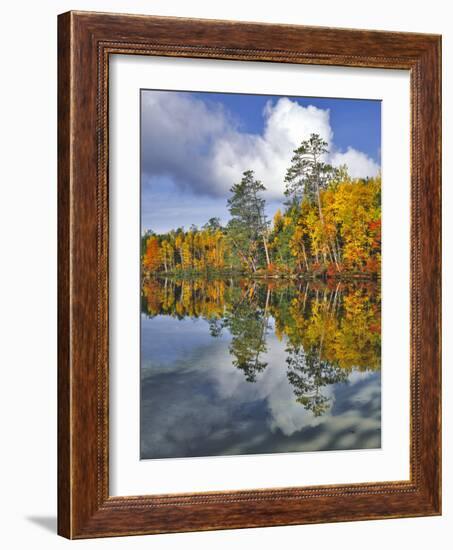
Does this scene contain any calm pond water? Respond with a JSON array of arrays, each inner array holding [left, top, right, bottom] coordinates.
[[140, 278, 381, 459]]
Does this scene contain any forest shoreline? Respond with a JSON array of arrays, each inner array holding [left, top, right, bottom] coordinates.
[[142, 135, 381, 281], [143, 270, 379, 282]]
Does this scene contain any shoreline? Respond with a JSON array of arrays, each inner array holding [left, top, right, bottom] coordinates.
[[142, 270, 380, 282]]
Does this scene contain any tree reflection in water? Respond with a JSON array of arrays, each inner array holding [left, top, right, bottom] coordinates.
[[141, 277, 380, 416]]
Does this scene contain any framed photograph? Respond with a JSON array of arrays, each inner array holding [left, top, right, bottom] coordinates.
[[58, 11, 441, 539]]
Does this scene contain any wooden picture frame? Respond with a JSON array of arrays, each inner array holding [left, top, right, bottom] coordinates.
[[58, 10, 441, 539]]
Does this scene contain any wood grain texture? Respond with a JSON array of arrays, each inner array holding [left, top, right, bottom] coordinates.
[[57, 11, 71, 538], [57, 10, 442, 539]]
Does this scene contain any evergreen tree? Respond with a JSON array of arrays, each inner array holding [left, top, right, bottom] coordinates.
[[285, 134, 341, 269], [227, 170, 271, 270]]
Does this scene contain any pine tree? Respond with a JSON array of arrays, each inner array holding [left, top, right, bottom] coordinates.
[[285, 134, 341, 270], [227, 170, 271, 270]]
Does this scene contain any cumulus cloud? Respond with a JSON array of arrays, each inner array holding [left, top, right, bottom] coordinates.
[[331, 148, 380, 179], [141, 91, 380, 200], [141, 91, 232, 195]]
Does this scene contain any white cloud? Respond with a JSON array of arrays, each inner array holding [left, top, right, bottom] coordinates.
[[331, 147, 380, 179], [141, 92, 380, 200], [210, 98, 334, 198]]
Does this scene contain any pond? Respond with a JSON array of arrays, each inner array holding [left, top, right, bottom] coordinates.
[[140, 278, 381, 459]]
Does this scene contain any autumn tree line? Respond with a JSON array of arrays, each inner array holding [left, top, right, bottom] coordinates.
[[142, 134, 381, 279]]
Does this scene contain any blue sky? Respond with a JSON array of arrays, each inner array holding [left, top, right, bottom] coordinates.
[[189, 92, 381, 164], [141, 90, 381, 234]]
